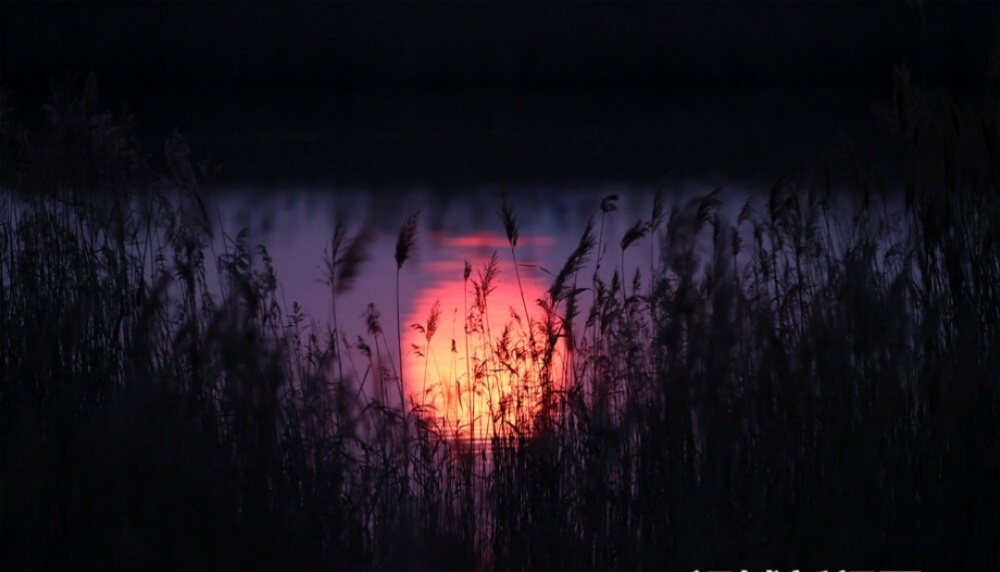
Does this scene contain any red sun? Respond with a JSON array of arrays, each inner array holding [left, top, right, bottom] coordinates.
[[403, 235, 562, 441]]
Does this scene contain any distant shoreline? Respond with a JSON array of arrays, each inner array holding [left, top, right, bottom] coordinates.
[[11, 85, 979, 190]]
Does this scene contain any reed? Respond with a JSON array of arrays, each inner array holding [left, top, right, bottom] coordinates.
[[1, 72, 996, 571]]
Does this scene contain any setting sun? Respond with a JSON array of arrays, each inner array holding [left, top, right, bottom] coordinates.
[[404, 235, 560, 441]]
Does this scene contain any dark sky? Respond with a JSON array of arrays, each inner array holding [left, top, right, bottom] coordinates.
[[2, 1, 997, 93]]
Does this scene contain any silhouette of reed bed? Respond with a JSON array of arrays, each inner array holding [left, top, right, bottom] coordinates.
[[1, 73, 997, 571]]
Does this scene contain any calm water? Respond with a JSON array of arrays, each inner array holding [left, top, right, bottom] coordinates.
[[210, 184, 715, 437]]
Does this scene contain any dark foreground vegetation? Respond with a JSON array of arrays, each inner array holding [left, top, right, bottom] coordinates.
[[1, 72, 997, 571]]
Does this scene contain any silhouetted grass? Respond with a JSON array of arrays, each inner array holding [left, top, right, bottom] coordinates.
[[1, 71, 997, 571]]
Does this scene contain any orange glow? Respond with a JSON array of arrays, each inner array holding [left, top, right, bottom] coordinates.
[[404, 235, 561, 441], [428, 230, 556, 249]]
